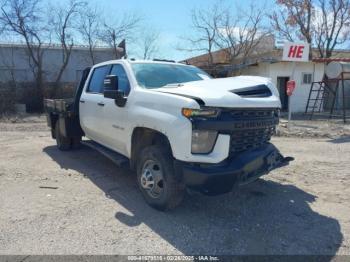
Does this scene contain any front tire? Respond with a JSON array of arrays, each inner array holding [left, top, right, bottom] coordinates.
[[137, 145, 185, 211]]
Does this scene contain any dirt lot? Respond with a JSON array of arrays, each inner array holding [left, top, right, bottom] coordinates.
[[0, 115, 350, 255]]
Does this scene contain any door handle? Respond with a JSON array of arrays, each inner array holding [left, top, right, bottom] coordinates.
[[80, 100, 85, 103], [97, 102, 105, 107]]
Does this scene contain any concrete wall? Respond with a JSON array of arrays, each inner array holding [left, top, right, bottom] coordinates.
[[238, 61, 325, 113], [0, 45, 115, 84]]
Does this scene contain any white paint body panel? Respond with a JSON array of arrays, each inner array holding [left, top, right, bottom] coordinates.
[[79, 60, 281, 164], [155, 76, 281, 108]]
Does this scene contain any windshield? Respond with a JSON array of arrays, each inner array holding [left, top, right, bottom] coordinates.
[[131, 63, 212, 89]]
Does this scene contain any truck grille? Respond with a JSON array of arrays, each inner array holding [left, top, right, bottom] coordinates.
[[229, 126, 275, 154], [220, 108, 279, 155]]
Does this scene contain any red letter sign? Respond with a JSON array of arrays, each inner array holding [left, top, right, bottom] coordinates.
[[296, 46, 304, 58], [283, 42, 309, 62], [287, 45, 305, 58], [288, 46, 298, 58]]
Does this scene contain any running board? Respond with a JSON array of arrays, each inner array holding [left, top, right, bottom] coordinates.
[[82, 140, 129, 168]]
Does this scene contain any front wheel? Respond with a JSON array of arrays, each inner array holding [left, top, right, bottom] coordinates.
[[137, 145, 185, 211]]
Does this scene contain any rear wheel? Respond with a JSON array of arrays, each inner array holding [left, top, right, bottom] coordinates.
[[55, 121, 71, 151], [137, 145, 185, 211], [71, 137, 82, 149]]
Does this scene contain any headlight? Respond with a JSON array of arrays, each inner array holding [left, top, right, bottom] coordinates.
[[191, 130, 218, 154], [182, 108, 220, 118]]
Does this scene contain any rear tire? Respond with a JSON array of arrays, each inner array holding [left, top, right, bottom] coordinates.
[[55, 121, 71, 151], [137, 145, 185, 211], [71, 137, 82, 149]]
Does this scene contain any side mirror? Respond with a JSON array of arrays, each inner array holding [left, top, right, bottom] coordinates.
[[103, 75, 127, 107], [104, 75, 118, 99], [104, 75, 118, 90]]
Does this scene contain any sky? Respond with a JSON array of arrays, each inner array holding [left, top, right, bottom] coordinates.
[[94, 0, 225, 61], [1, 0, 274, 61], [83, 0, 274, 61]]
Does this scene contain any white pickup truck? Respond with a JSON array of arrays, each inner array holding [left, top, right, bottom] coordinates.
[[45, 59, 292, 210]]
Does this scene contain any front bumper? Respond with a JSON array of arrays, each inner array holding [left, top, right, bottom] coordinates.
[[176, 143, 292, 195]]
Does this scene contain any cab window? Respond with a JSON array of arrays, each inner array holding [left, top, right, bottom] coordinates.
[[87, 65, 110, 93]]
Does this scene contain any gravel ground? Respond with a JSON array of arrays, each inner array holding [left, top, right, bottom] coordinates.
[[277, 118, 350, 139], [0, 115, 350, 255]]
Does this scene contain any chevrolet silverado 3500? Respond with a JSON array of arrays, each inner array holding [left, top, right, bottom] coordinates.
[[45, 59, 292, 210]]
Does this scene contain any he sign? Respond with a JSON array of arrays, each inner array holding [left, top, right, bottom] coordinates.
[[286, 80, 296, 96], [282, 42, 310, 62]]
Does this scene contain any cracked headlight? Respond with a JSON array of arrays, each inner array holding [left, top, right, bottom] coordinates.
[[191, 130, 218, 154]]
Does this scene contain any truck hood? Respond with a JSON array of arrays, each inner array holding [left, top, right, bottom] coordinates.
[[154, 76, 281, 108]]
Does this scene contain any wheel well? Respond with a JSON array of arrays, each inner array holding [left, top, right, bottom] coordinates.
[[130, 127, 172, 170]]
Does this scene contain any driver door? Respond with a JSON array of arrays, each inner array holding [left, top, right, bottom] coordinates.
[[100, 64, 131, 155], [79, 65, 111, 144]]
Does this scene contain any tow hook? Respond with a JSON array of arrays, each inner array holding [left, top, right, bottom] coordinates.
[[283, 156, 294, 163], [275, 156, 294, 169], [267, 150, 294, 171]]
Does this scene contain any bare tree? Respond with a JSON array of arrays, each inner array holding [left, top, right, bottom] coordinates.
[[139, 30, 160, 60], [179, 2, 223, 68], [270, 0, 313, 44], [78, 5, 101, 65], [0, 44, 17, 84], [51, 0, 86, 89], [216, 2, 269, 64], [315, 0, 350, 58], [0, 44, 18, 113], [270, 0, 350, 58], [0, 0, 48, 111], [100, 13, 142, 58]]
